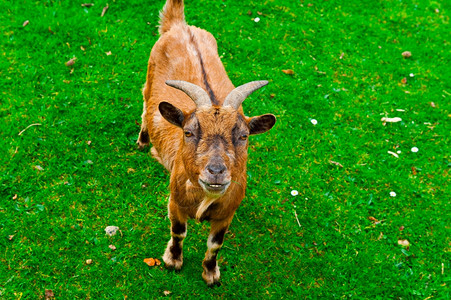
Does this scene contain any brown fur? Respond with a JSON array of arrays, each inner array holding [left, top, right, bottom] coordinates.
[[138, 0, 275, 286]]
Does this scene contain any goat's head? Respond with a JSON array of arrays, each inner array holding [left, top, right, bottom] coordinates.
[[159, 80, 276, 197]]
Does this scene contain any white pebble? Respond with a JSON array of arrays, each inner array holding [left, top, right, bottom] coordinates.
[[105, 226, 119, 236]]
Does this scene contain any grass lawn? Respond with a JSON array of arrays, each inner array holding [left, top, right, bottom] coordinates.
[[1, 0, 450, 298]]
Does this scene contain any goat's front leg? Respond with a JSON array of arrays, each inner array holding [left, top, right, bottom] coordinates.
[[163, 200, 187, 270], [202, 218, 232, 286]]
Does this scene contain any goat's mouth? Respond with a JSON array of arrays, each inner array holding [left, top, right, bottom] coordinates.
[[198, 179, 231, 194]]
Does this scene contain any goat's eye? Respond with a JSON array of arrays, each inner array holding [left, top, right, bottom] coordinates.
[[239, 134, 248, 140], [184, 131, 193, 137]]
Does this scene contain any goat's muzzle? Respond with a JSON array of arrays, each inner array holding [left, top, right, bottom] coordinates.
[[198, 162, 231, 196]]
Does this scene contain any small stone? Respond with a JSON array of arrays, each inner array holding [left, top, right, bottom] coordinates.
[[105, 226, 119, 236], [402, 51, 412, 58]]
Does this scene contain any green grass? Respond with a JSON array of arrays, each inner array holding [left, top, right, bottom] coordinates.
[[1, 0, 450, 298]]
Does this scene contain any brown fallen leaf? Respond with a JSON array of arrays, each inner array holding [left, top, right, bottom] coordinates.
[[430, 102, 436, 108], [368, 216, 381, 224], [105, 51, 112, 56], [23, 20, 29, 27], [81, 3, 94, 7], [8, 235, 14, 241], [109, 244, 116, 251], [155, 258, 161, 266], [144, 257, 156, 267], [45, 289, 54, 300], [401, 77, 407, 84], [282, 69, 294, 75], [101, 4, 109, 17], [411, 166, 417, 175], [86, 259, 93, 265], [399, 225, 405, 231], [164, 291, 172, 296], [12, 194, 17, 200], [48, 27, 55, 35], [402, 51, 412, 58], [65, 57, 77, 67]]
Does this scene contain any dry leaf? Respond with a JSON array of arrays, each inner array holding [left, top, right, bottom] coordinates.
[[34, 165, 44, 171], [144, 258, 156, 267], [430, 102, 436, 108], [65, 58, 77, 67], [368, 216, 380, 223], [23, 20, 29, 27], [411, 166, 417, 175], [164, 291, 172, 296], [401, 77, 407, 84], [155, 258, 161, 266], [86, 259, 93, 265], [48, 27, 55, 35], [381, 117, 402, 123], [399, 225, 405, 231], [101, 4, 109, 17], [282, 69, 294, 75], [398, 239, 410, 247], [109, 244, 116, 251], [12, 194, 17, 200], [402, 51, 412, 58], [8, 235, 14, 241], [105, 51, 112, 56], [329, 160, 343, 168], [387, 151, 399, 158], [339, 52, 345, 59], [257, 11, 263, 15], [45, 289, 54, 300], [81, 3, 94, 7]]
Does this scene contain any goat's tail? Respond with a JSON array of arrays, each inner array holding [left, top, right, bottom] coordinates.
[[159, 0, 185, 35]]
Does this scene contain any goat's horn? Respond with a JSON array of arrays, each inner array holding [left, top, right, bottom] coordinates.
[[223, 80, 269, 109], [165, 80, 212, 108]]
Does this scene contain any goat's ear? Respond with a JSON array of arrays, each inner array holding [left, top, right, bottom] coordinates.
[[159, 102, 185, 128], [248, 114, 276, 135]]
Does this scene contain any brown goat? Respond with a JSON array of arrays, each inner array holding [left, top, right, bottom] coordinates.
[[138, 0, 276, 285]]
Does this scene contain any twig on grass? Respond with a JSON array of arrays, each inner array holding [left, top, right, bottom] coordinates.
[[18, 123, 41, 136], [294, 210, 301, 227]]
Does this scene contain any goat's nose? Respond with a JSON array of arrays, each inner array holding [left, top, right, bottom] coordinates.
[[207, 164, 226, 175]]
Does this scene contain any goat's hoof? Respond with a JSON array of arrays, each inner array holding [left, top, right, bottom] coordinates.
[[202, 266, 220, 286], [163, 254, 183, 271]]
